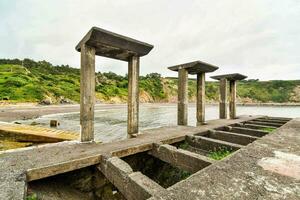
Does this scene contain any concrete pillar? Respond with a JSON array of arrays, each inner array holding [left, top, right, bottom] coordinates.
[[177, 68, 188, 125], [229, 80, 237, 119], [196, 72, 205, 125], [80, 44, 96, 142], [219, 78, 227, 119], [128, 56, 140, 137]]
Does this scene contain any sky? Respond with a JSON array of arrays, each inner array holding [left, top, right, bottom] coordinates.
[[0, 0, 299, 80]]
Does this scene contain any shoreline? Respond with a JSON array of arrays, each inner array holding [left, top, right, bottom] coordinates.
[[1, 102, 300, 108], [0, 102, 299, 123]]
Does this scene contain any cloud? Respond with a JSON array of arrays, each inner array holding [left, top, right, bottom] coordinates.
[[0, 0, 299, 80]]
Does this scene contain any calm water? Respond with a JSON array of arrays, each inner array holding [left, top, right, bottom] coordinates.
[[19, 104, 300, 142]]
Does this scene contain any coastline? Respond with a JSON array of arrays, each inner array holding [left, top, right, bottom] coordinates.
[[0, 102, 299, 123]]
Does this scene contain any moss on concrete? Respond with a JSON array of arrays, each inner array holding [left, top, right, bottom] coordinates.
[[208, 147, 232, 160]]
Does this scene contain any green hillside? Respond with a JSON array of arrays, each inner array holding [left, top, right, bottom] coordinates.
[[0, 58, 300, 104]]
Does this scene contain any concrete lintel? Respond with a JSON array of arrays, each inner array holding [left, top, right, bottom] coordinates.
[[207, 130, 258, 145], [76, 27, 153, 61], [211, 73, 247, 81], [186, 135, 243, 152], [225, 126, 268, 137], [168, 60, 218, 75], [149, 143, 215, 173]]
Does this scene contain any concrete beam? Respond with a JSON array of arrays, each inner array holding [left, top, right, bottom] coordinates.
[[27, 155, 101, 181], [98, 157, 165, 200], [246, 121, 282, 128], [196, 73, 206, 125], [229, 80, 237, 119], [128, 56, 140, 137], [80, 44, 96, 142], [225, 126, 268, 137], [177, 68, 188, 125], [219, 78, 227, 119], [128, 172, 165, 199], [238, 123, 277, 130], [186, 135, 243, 153], [205, 130, 258, 145], [252, 118, 287, 124], [149, 144, 215, 173]]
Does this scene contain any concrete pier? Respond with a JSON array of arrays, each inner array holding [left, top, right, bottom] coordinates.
[[76, 27, 153, 139], [211, 73, 247, 119], [1, 115, 298, 200], [168, 61, 218, 125]]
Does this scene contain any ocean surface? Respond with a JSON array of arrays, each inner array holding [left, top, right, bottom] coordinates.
[[19, 104, 300, 142]]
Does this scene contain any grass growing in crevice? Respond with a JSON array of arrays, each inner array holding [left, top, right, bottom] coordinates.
[[178, 141, 189, 150], [259, 127, 276, 133], [208, 147, 232, 160], [26, 193, 38, 200]]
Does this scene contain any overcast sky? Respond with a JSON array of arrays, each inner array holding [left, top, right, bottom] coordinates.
[[0, 0, 299, 80]]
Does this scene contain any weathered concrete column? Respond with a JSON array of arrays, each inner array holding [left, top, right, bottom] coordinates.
[[229, 80, 237, 119], [219, 78, 228, 119], [168, 61, 218, 126], [177, 68, 188, 125], [80, 44, 96, 142], [197, 72, 205, 124], [128, 56, 140, 137], [211, 73, 247, 120]]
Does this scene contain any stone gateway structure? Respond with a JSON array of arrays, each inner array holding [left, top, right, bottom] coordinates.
[[76, 27, 153, 140], [168, 61, 218, 125], [211, 73, 247, 119]]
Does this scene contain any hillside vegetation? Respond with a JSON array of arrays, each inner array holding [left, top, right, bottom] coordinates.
[[0, 59, 300, 104]]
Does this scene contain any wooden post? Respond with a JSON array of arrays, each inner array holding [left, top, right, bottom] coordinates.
[[219, 78, 227, 119], [80, 44, 96, 142], [196, 73, 206, 125], [128, 56, 140, 137], [178, 68, 188, 125], [229, 80, 237, 119]]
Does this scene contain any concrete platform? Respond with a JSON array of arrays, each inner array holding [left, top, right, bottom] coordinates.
[[1, 115, 299, 199], [149, 118, 300, 200]]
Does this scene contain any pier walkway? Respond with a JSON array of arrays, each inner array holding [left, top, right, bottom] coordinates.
[[1, 115, 299, 199]]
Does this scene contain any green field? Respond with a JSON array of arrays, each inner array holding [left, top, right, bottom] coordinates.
[[0, 58, 300, 104]]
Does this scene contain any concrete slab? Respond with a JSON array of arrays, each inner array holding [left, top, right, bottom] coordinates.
[[168, 60, 218, 75], [76, 27, 153, 61], [210, 73, 247, 81]]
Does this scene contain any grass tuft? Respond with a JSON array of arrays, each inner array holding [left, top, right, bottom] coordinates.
[[208, 147, 232, 160], [259, 127, 276, 133], [26, 193, 38, 200]]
